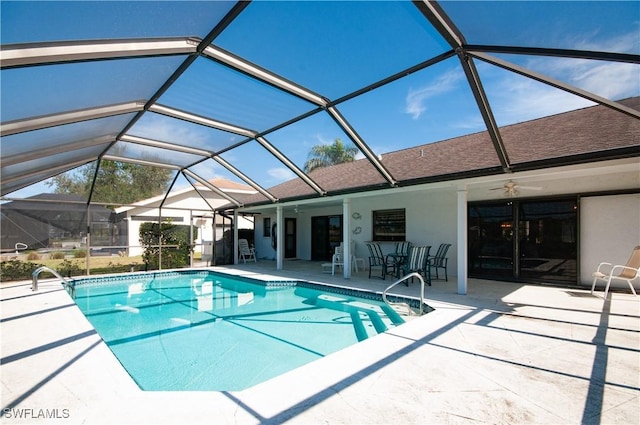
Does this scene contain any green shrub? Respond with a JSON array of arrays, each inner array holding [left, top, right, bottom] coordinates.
[[73, 249, 87, 258], [0, 260, 41, 281], [50, 251, 66, 260], [26, 252, 40, 261], [58, 259, 82, 277], [139, 221, 196, 270]]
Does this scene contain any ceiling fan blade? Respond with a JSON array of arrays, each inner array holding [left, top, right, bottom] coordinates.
[[517, 185, 543, 190]]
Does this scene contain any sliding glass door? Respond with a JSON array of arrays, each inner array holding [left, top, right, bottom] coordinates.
[[518, 200, 577, 283], [469, 203, 515, 278], [469, 198, 578, 284]]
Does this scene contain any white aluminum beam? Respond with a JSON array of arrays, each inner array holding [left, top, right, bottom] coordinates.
[[1, 38, 198, 68], [327, 106, 397, 186], [213, 156, 278, 203], [2, 135, 115, 167], [2, 158, 92, 184], [120, 134, 278, 202], [101, 154, 181, 170], [148, 104, 257, 138], [119, 134, 212, 157], [183, 169, 243, 207], [1, 101, 145, 137], [256, 136, 326, 195], [203, 45, 327, 107]]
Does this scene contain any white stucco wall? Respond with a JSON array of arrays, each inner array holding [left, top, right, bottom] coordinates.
[[351, 190, 458, 275], [255, 190, 460, 275], [253, 188, 639, 292], [580, 193, 640, 290]]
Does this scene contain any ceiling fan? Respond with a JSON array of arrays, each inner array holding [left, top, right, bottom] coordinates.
[[490, 180, 543, 197]]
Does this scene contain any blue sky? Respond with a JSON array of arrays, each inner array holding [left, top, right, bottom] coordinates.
[[2, 1, 639, 200]]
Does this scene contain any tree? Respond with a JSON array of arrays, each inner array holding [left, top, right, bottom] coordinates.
[[48, 159, 172, 205], [303, 138, 359, 173]]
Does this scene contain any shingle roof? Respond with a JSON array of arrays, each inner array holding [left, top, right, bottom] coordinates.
[[234, 97, 640, 207], [502, 97, 640, 164]]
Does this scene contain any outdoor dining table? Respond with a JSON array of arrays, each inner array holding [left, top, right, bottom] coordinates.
[[387, 252, 407, 278]]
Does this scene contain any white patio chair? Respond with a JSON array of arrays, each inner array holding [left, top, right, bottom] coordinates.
[[238, 239, 256, 263], [591, 245, 640, 299], [329, 242, 360, 275]]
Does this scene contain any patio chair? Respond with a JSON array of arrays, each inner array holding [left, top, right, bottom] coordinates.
[[402, 245, 431, 286], [591, 246, 640, 299], [427, 243, 451, 281], [330, 244, 344, 275], [238, 239, 256, 263], [366, 242, 395, 279], [390, 241, 412, 274], [395, 241, 412, 256]]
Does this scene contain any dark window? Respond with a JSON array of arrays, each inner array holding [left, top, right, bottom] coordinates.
[[372, 209, 405, 241], [263, 217, 271, 237]]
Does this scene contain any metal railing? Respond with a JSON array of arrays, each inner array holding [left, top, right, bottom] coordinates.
[[32, 266, 75, 298], [382, 272, 426, 316]]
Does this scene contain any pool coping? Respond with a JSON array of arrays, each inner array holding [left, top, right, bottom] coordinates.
[[2, 266, 639, 424]]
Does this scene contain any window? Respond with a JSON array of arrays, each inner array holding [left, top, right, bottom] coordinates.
[[263, 217, 271, 237], [372, 209, 405, 241]]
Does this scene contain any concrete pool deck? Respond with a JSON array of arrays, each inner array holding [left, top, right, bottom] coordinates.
[[1, 261, 638, 424]]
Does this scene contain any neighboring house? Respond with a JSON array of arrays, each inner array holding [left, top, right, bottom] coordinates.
[[230, 98, 640, 292], [117, 178, 257, 258]]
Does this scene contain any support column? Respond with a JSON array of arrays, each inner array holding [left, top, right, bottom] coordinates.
[[276, 205, 284, 270], [457, 188, 468, 295], [233, 209, 239, 265], [86, 204, 91, 275], [343, 198, 351, 279], [189, 210, 194, 268]]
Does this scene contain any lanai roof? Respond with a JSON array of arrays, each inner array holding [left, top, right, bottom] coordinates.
[[1, 1, 639, 209]]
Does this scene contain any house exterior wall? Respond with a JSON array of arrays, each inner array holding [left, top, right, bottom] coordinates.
[[254, 191, 460, 273], [580, 193, 640, 290], [253, 188, 640, 292]]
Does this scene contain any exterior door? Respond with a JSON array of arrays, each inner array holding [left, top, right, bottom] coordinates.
[[284, 218, 296, 259], [518, 199, 577, 283], [311, 215, 342, 261], [468, 203, 515, 278], [468, 198, 578, 284]]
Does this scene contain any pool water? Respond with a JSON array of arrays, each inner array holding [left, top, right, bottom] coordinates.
[[72, 271, 406, 391]]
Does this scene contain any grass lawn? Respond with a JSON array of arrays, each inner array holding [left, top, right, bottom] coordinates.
[[28, 255, 144, 270]]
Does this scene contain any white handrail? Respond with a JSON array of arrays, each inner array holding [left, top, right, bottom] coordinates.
[[32, 266, 75, 297], [382, 272, 426, 316]]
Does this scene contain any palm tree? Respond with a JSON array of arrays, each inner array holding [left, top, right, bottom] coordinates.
[[303, 138, 359, 173]]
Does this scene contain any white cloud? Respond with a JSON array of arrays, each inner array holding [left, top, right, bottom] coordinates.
[[268, 167, 295, 183], [570, 62, 639, 100], [473, 35, 639, 126], [573, 27, 640, 56], [405, 69, 464, 119]]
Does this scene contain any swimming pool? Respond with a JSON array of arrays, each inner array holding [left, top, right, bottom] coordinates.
[[72, 270, 417, 391]]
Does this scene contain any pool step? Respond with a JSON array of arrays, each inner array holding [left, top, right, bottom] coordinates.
[[313, 294, 404, 341]]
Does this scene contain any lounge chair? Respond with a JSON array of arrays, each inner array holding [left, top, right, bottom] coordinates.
[[402, 245, 431, 286], [366, 242, 395, 279], [591, 245, 640, 299], [238, 239, 256, 263], [427, 243, 451, 281]]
